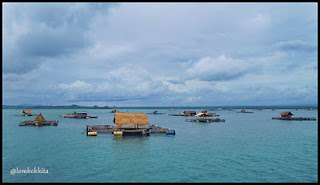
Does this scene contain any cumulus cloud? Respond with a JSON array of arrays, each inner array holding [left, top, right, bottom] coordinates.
[[2, 3, 317, 106], [58, 80, 92, 91], [185, 55, 256, 81]]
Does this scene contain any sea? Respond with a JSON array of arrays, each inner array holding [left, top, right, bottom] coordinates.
[[2, 108, 318, 183]]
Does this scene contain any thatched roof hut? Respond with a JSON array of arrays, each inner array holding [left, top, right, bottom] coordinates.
[[183, 111, 196, 116], [280, 111, 293, 118], [35, 113, 46, 122], [23, 110, 33, 114], [113, 112, 150, 128]]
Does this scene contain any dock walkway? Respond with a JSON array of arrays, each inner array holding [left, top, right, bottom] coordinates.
[[86, 124, 175, 135], [272, 117, 316, 121]]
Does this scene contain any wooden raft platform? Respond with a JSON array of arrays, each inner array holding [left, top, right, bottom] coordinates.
[[272, 117, 316, 121], [185, 118, 225, 122], [62, 115, 97, 118], [86, 124, 175, 136], [19, 120, 58, 126], [14, 114, 39, 117]]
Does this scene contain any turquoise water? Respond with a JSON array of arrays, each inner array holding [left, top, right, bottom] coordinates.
[[2, 108, 318, 182]]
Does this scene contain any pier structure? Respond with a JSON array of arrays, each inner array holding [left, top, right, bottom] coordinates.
[[87, 112, 175, 136]]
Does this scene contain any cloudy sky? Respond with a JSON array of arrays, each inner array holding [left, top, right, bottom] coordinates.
[[2, 3, 318, 106]]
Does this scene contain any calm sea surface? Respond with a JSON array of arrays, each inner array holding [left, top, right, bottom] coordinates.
[[2, 108, 318, 182]]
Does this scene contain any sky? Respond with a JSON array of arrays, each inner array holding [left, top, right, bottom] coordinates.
[[2, 2, 318, 106]]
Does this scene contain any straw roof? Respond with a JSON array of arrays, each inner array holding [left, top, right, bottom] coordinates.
[[35, 113, 46, 121], [280, 111, 293, 116], [184, 111, 196, 114], [23, 110, 33, 114], [113, 112, 150, 128]]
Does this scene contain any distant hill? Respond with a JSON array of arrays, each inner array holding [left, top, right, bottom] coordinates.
[[2, 104, 109, 109], [2, 104, 317, 110]]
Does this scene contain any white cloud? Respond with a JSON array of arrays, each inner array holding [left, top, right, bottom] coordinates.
[[185, 55, 255, 81], [2, 3, 317, 106], [58, 80, 92, 90]]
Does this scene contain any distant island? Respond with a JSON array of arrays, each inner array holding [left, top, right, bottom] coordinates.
[[2, 104, 110, 109], [2, 104, 317, 109]]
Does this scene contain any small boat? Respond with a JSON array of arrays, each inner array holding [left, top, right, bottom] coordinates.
[[146, 110, 165, 115]]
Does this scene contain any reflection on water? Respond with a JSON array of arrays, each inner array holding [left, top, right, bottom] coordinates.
[[112, 135, 151, 161], [113, 135, 149, 142]]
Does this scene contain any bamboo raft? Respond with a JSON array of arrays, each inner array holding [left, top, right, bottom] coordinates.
[[86, 124, 175, 136], [19, 113, 58, 126], [62, 115, 98, 119], [19, 120, 58, 126], [272, 111, 316, 121], [185, 118, 225, 122], [236, 109, 254, 113], [272, 117, 316, 121], [60, 111, 97, 119], [14, 110, 38, 116], [168, 114, 184, 116], [169, 114, 196, 117], [14, 114, 39, 117]]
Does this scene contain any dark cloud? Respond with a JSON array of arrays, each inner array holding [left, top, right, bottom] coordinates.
[[2, 3, 317, 106], [274, 40, 317, 53], [3, 3, 116, 74]]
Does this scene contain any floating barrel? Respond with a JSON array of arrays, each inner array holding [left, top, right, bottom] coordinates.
[[113, 131, 123, 136], [87, 131, 97, 136], [166, 130, 175, 135]]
